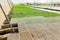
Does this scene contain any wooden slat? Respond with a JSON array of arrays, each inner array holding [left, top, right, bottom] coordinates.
[[18, 23, 43, 40], [0, 27, 18, 35], [0, 34, 9, 40], [7, 33, 19, 40], [18, 23, 33, 40], [18, 22, 60, 40]]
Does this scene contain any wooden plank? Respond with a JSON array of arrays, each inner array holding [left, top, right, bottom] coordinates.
[[18, 23, 33, 40], [20, 32, 32, 40], [23, 23, 44, 40], [0, 27, 18, 35], [0, 34, 9, 40], [7, 33, 19, 40], [18, 22, 60, 40]]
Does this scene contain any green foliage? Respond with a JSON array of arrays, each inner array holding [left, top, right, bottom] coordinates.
[[12, 5, 60, 18]]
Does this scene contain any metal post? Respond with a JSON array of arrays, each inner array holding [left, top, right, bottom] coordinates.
[[7, 0, 11, 8], [9, 0, 14, 7], [0, 4, 15, 33], [7, 0, 14, 8]]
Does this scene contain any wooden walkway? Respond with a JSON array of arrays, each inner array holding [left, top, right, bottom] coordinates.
[[0, 0, 13, 29], [7, 23, 60, 40], [18, 22, 60, 40], [7, 33, 19, 40], [7, 17, 60, 40]]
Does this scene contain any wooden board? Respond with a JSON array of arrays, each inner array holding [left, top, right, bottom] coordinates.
[[18, 22, 60, 40], [7, 33, 19, 40]]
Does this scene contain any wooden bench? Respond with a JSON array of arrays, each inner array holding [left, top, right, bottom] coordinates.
[[0, 7, 6, 29], [0, 0, 18, 40], [0, 1, 17, 40], [0, 0, 18, 34], [0, 34, 9, 40], [0, 0, 13, 29], [7, 33, 19, 40]]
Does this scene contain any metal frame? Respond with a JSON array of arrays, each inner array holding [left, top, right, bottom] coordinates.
[[7, 0, 11, 8], [7, 0, 13, 8], [0, 4, 15, 33]]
